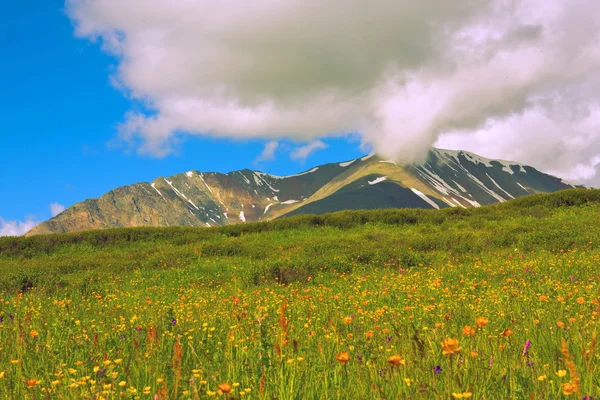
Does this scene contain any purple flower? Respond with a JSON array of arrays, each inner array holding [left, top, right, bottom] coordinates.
[[0, 315, 3, 323], [433, 365, 442, 375], [171, 318, 177, 326], [523, 340, 532, 357], [386, 336, 393, 343], [489, 357, 493, 368]]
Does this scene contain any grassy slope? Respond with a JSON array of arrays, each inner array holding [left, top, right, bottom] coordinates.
[[0, 189, 599, 398]]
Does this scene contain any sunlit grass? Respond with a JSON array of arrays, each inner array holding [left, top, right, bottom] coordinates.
[[0, 189, 599, 398]]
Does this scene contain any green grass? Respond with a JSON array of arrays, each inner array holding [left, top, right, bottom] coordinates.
[[0, 189, 599, 399]]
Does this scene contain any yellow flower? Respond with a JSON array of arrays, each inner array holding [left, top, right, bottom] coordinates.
[[118, 381, 127, 387], [441, 338, 461, 355], [538, 375, 547, 381], [404, 378, 412, 387], [557, 370, 567, 377], [206, 390, 216, 396], [0, 372, 4, 379], [452, 393, 473, 399]]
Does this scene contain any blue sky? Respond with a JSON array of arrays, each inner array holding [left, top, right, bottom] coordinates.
[[0, 0, 364, 230]]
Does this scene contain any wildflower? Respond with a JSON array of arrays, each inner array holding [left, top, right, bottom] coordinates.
[[118, 381, 127, 387], [577, 297, 585, 305], [556, 321, 565, 328], [475, 317, 488, 327], [557, 370, 567, 377], [404, 378, 412, 386], [441, 338, 461, 355], [538, 375, 547, 381], [30, 330, 39, 339], [0, 372, 4, 379], [218, 383, 232, 394], [365, 330, 374, 339], [501, 328, 514, 337], [522, 341, 532, 357], [343, 316, 353, 324], [462, 326, 475, 337], [26, 379, 40, 388], [452, 392, 473, 398], [562, 382, 577, 395], [388, 355, 405, 366], [336, 352, 350, 365], [470, 350, 479, 358], [433, 365, 442, 375]]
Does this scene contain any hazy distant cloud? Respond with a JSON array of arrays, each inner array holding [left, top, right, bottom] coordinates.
[[50, 203, 66, 217], [290, 140, 328, 162], [68, 0, 600, 183], [254, 141, 279, 164], [0, 217, 39, 237]]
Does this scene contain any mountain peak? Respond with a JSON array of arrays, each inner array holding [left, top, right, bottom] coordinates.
[[26, 148, 574, 236]]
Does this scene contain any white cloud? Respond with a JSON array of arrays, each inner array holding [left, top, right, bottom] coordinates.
[[67, 0, 600, 182], [50, 203, 66, 217], [254, 141, 279, 164], [290, 140, 328, 162], [0, 217, 39, 237]]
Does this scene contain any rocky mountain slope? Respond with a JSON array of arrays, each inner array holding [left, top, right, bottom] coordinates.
[[26, 148, 575, 236]]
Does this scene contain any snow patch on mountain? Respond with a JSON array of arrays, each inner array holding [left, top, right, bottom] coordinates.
[[368, 177, 387, 185], [411, 188, 440, 210]]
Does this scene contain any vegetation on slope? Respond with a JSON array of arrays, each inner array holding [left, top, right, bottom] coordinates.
[[0, 189, 599, 398]]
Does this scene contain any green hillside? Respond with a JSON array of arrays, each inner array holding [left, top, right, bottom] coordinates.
[[0, 189, 599, 398]]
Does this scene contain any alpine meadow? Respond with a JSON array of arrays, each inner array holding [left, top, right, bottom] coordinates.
[[1, 189, 599, 399], [4, 0, 600, 399]]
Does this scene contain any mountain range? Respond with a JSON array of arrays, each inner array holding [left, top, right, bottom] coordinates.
[[26, 148, 575, 236]]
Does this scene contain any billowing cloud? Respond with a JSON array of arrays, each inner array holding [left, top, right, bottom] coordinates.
[[50, 203, 66, 217], [0, 217, 39, 237], [254, 141, 279, 164], [67, 0, 600, 183], [290, 140, 328, 162]]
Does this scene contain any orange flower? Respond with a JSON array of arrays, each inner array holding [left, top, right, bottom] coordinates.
[[365, 330, 374, 339], [539, 295, 548, 301], [343, 317, 353, 325], [26, 379, 40, 389], [218, 383, 232, 394], [475, 317, 488, 327], [562, 382, 577, 395], [501, 328, 514, 337], [462, 326, 476, 337], [470, 350, 479, 357], [29, 330, 39, 339], [556, 321, 565, 328], [388, 355, 405, 366], [336, 351, 350, 365], [441, 338, 461, 355], [576, 297, 585, 305]]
